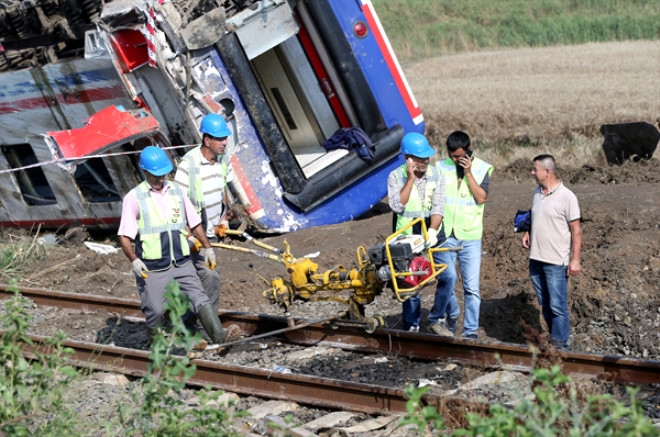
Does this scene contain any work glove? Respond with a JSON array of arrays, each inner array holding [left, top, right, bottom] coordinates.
[[187, 236, 202, 253], [132, 258, 149, 279], [214, 221, 229, 238], [426, 228, 438, 248], [200, 247, 216, 270]]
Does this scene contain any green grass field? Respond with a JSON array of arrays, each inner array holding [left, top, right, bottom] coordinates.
[[373, 0, 659, 60]]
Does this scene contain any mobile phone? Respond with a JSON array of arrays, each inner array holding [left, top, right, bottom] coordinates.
[[465, 149, 473, 158]]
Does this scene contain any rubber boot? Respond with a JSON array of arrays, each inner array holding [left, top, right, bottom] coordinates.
[[197, 303, 242, 345]]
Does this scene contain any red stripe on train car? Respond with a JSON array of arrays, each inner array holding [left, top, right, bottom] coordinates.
[[0, 217, 121, 228], [229, 154, 263, 215], [360, 0, 423, 124], [296, 11, 351, 128]]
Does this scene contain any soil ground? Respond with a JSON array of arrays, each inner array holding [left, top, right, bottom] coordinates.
[[1, 41, 659, 360], [4, 158, 659, 360]]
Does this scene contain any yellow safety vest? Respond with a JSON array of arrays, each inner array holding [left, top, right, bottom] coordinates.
[[394, 164, 441, 235], [135, 181, 190, 271], [436, 157, 493, 240], [180, 145, 228, 226]]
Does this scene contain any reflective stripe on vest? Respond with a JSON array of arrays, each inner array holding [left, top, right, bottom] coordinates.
[[135, 181, 190, 271], [394, 164, 441, 234], [181, 146, 228, 223], [436, 157, 493, 240]]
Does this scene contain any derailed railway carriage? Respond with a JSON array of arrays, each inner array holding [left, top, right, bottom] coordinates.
[[0, 0, 423, 233]]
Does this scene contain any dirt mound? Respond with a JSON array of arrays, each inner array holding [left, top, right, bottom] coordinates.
[[479, 162, 659, 358], [500, 157, 660, 184]]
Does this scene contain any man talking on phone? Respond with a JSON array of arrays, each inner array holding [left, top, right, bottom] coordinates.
[[387, 132, 446, 333], [429, 131, 493, 339]]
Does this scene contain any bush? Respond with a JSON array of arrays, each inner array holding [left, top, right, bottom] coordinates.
[[0, 237, 46, 278], [0, 284, 79, 436], [399, 364, 659, 436], [0, 280, 246, 436]]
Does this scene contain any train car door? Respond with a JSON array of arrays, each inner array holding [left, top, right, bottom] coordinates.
[[251, 38, 347, 178]]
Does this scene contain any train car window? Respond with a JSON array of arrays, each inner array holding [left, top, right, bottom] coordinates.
[[1, 144, 57, 206], [73, 157, 121, 203]]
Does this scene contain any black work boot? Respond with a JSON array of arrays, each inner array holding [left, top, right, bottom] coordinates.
[[197, 303, 242, 345], [146, 326, 159, 348], [183, 313, 199, 335], [446, 316, 459, 335]]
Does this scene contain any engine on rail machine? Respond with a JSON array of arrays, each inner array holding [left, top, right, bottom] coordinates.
[[367, 234, 432, 287]]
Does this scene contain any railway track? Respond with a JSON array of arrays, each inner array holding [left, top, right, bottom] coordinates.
[[3, 284, 659, 383], [2, 283, 660, 426]]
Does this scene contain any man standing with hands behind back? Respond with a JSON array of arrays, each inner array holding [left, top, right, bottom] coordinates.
[[429, 131, 493, 339], [522, 154, 581, 350]]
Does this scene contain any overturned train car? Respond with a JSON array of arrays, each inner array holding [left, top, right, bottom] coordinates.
[[0, 0, 423, 233]]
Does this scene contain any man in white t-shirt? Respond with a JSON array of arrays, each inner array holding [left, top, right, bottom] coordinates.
[[522, 154, 582, 349], [175, 114, 234, 327]]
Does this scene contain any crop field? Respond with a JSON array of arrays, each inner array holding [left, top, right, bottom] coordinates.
[[403, 40, 660, 168]]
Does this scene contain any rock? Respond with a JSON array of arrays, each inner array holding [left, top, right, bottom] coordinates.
[[248, 400, 298, 419]]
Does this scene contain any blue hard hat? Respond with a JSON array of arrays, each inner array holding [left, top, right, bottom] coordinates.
[[139, 146, 173, 176], [401, 133, 435, 158], [200, 113, 232, 138]]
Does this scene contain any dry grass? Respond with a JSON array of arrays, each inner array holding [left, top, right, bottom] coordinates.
[[404, 40, 660, 168]]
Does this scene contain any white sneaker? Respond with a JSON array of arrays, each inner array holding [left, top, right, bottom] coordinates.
[[408, 326, 419, 332]]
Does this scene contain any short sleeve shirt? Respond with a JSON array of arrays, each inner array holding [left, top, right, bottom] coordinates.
[[175, 152, 232, 238], [529, 182, 580, 265], [118, 181, 202, 239]]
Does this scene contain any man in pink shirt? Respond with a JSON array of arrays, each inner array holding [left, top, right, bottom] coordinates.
[[118, 146, 241, 347]]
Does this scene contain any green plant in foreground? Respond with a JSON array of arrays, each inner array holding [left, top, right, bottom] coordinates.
[[457, 365, 658, 436], [0, 284, 79, 436], [398, 384, 444, 435], [400, 364, 658, 436], [0, 280, 246, 436], [117, 280, 245, 437]]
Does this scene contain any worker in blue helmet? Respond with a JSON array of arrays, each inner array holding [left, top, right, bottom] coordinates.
[[138, 145, 174, 176], [174, 113, 234, 341], [118, 146, 241, 348], [386, 133, 448, 334]]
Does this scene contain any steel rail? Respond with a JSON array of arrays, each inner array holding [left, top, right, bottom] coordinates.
[[19, 333, 483, 418], [2, 284, 660, 385]]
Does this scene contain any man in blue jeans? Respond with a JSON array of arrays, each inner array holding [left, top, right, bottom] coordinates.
[[429, 131, 493, 339], [522, 154, 582, 349], [387, 132, 446, 333]]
